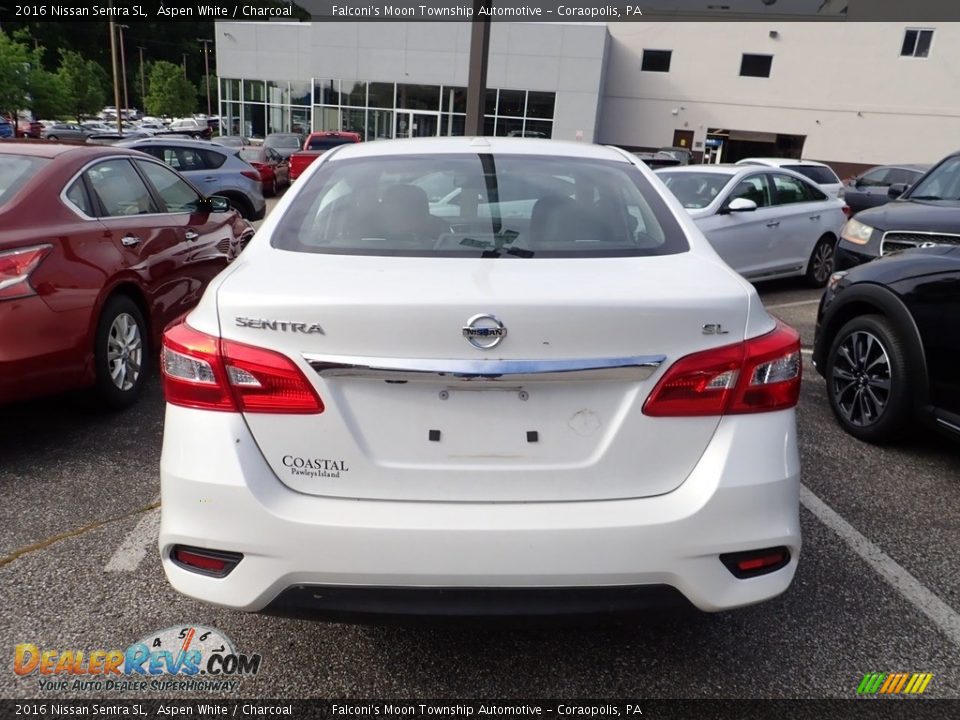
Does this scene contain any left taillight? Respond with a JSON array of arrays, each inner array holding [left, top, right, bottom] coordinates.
[[643, 320, 801, 417], [161, 320, 324, 414], [0, 244, 52, 301]]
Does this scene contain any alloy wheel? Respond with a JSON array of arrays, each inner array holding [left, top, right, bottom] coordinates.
[[830, 330, 892, 427], [811, 241, 835, 284], [107, 312, 143, 391]]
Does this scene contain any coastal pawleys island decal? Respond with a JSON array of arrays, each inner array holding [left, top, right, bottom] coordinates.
[[14, 626, 261, 693], [857, 672, 934, 696]]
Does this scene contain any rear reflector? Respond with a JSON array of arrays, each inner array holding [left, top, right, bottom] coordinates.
[[0, 244, 52, 301], [162, 320, 324, 414], [720, 547, 791, 579], [643, 319, 801, 417], [171, 546, 243, 578]]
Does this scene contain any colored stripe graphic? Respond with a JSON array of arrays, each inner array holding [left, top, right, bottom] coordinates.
[[858, 672, 933, 695]]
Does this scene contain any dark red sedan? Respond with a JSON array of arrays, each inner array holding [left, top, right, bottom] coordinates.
[[0, 142, 254, 408], [237, 145, 290, 197]]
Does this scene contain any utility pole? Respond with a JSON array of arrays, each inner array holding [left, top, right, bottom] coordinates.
[[117, 25, 129, 120], [137, 46, 146, 111], [464, 0, 492, 136], [182, 54, 187, 79], [197, 38, 213, 117], [108, 16, 122, 134]]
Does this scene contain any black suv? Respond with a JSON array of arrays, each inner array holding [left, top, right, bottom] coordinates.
[[836, 150, 960, 270]]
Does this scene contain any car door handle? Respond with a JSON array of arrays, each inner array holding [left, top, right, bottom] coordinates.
[[809, 215, 821, 221], [184, 230, 200, 241], [121, 235, 141, 247], [766, 221, 780, 228], [202, 176, 217, 182]]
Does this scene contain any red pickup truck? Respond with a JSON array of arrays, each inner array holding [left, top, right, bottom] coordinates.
[[288, 131, 362, 181]]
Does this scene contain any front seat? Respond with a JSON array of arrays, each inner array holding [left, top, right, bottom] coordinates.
[[377, 184, 449, 241]]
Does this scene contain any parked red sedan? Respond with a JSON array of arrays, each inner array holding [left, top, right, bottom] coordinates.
[[237, 145, 290, 197], [0, 142, 254, 407]]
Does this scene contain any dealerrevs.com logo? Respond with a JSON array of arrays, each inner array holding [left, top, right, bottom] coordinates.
[[14, 626, 261, 693]]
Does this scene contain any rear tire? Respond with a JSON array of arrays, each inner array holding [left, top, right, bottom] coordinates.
[[805, 235, 836, 287], [224, 195, 253, 220], [265, 178, 277, 197], [92, 295, 149, 410], [824, 314, 913, 444]]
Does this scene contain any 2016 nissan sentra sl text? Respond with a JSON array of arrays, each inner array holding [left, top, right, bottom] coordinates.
[[158, 137, 803, 621]]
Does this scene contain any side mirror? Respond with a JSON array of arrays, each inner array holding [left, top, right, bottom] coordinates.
[[723, 197, 758, 213], [853, 177, 864, 188], [887, 183, 908, 200], [208, 196, 230, 213]]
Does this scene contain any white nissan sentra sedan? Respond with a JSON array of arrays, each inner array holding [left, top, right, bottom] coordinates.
[[159, 137, 802, 620], [656, 164, 848, 287]]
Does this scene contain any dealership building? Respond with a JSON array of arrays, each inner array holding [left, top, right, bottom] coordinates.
[[215, 9, 960, 174]]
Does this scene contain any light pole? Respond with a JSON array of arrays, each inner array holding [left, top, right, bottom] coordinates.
[[137, 46, 146, 111], [197, 38, 213, 117], [108, 17, 122, 133], [117, 25, 129, 119], [465, 0, 491, 136]]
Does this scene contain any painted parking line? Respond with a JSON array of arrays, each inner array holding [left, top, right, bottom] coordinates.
[[800, 484, 960, 648], [105, 500, 161, 572], [766, 299, 821, 310]]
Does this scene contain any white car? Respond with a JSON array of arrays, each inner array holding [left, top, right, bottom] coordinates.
[[735, 158, 844, 200], [657, 164, 848, 286], [159, 137, 802, 620]]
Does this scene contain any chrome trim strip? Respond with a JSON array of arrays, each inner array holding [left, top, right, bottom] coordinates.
[[936, 417, 960, 435], [880, 229, 960, 256], [304, 354, 667, 382]]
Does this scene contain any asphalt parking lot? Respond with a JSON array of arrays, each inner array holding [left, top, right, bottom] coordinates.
[[1, 195, 958, 701]]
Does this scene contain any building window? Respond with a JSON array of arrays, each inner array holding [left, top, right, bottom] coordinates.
[[641, 50, 672, 73], [901, 28, 934, 57], [740, 54, 773, 78]]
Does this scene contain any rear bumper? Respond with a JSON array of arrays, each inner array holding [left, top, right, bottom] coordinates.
[[0, 295, 88, 404], [160, 406, 801, 616]]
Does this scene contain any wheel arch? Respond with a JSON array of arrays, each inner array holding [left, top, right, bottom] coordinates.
[[816, 283, 930, 412]]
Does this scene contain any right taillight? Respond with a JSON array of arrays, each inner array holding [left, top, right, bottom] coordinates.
[[161, 320, 324, 414], [643, 320, 801, 417], [240, 169, 261, 182], [0, 244, 52, 301]]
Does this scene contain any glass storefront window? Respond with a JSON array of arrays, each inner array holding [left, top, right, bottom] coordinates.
[[267, 105, 290, 135], [368, 83, 394, 109], [485, 89, 497, 116], [314, 80, 340, 106], [243, 80, 265, 103], [291, 108, 310, 136], [341, 108, 366, 139], [314, 107, 340, 131], [290, 82, 311, 107], [440, 114, 466, 137], [267, 81, 289, 105], [524, 120, 553, 139], [242, 103, 266, 138], [367, 110, 393, 140], [397, 84, 440, 111], [343, 81, 367, 107], [441, 87, 467, 114], [221, 78, 240, 103], [498, 90, 525, 118], [484, 116, 495, 136], [221, 102, 241, 135], [526, 92, 555, 119], [495, 117, 524, 137]]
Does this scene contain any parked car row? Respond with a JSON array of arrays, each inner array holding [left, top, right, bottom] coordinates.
[[0, 141, 254, 408]]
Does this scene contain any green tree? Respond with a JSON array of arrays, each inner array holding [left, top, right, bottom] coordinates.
[[146, 61, 196, 118], [57, 49, 106, 122], [0, 30, 33, 121], [28, 65, 67, 119]]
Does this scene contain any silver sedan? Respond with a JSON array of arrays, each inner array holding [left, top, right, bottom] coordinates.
[[656, 164, 848, 286]]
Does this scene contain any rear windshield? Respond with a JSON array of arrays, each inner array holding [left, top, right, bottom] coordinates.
[[271, 153, 688, 258], [784, 164, 839, 185], [238, 149, 261, 163], [266, 135, 302, 148], [306, 136, 357, 151], [657, 171, 732, 209], [0, 155, 49, 209]]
